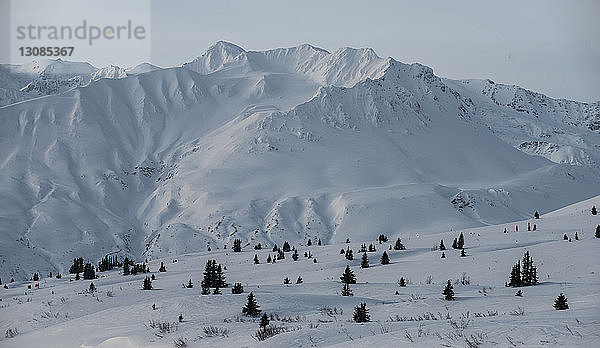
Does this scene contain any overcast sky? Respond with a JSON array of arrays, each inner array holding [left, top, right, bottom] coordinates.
[[3, 0, 599, 102]]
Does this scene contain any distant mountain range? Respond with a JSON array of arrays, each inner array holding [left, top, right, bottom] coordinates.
[[1, 41, 598, 278]]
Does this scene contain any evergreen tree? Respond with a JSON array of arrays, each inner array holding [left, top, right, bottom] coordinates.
[[352, 303, 370, 323], [520, 251, 538, 286], [340, 265, 357, 284], [515, 289, 523, 297], [398, 277, 406, 287], [441, 252, 446, 258], [123, 257, 130, 275], [33, 272, 39, 281], [457, 232, 464, 249], [509, 260, 522, 287], [283, 241, 291, 252], [380, 251, 390, 265], [443, 280, 454, 300], [202, 260, 227, 288], [254, 254, 260, 264], [254, 243, 262, 250], [266, 255, 272, 263], [187, 279, 193, 288], [259, 313, 270, 330], [553, 293, 569, 310], [307, 239, 312, 246], [460, 249, 466, 257], [439, 240, 446, 251], [292, 249, 299, 261], [89, 282, 96, 293], [534, 211, 540, 219], [159, 262, 166, 272], [528, 223, 531, 231], [201, 286, 210, 295], [296, 276, 303, 284], [272, 244, 278, 252], [361, 252, 369, 268], [393, 238, 405, 250], [242, 292, 261, 317], [151, 274, 155, 280], [318, 239, 322, 246], [233, 239, 242, 252], [277, 249, 285, 260], [283, 277, 291, 284], [83, 263, 95, 280], [595, 225, 600, 238], [341, 283, 353, 296], [360, 243, 367, 253], [564, 234, 568, 240], [533, 224, 537, 231], [575, 232, 579, 240], [232, 282, 244, 294], [179, 314, 184, 322], [592, 206, 597, 215], [345, 248, 354, 260], [143, 276, 152, 290], [69, 257, 84, 274], [452, 238, 458, 249], [368, 243, 376, 252], [75, 272, 80, 280]]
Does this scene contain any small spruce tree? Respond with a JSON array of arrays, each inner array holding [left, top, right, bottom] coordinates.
[[457, 232, 464, 249], [393, 238, 405, 250], [254, 254, 260, 264], [187, 279, 193, 288], [592, 206, 597, 215], [575, 232, 579, 240], [439, 240, 446, 251], [341, 282, 353, 296], [345, 248, 354, 260], [296, 276, 303, 284], [534, 211, 540, 219], [460, 249, 466, 257], [283, 241, 291, 252], [292, 249, 299, 261], [361, 253, 369, 268], [318, 238, 322, 246], [233, 239, 242, 252], [441, 252, 446, 258], [159, 262, 166, 272], [353, 303, 370, 323], [232, 282, 244, 294], [398, 277, 406, 287], [89, 282, 96, 293], [443, 280, 454, 300], [553, 293, 568, 310], [33, 272, 39, 281], [307, 239, 312, 246], [596, 225, 600, 238], [283, 277, 291, 284], [272, 244, 278, 252], [242, 292, 261, 317], [564, 234, 568, 240], [143, 276, 152, 290], [380, 251, 390, 265], [259, 313, 270, 330], [340, 265, 357, 284]]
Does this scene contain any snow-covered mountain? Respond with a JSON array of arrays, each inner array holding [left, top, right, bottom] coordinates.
[[0, 41, 598, 279]]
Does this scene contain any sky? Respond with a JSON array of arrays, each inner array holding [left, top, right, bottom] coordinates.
[[2, 0, 599, 102]]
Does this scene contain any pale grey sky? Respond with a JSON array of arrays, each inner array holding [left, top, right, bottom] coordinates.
[[2, 0, 598, 102], [150, 0, 599, 103]]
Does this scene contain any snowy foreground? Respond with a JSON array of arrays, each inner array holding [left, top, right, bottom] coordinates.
[[1, 196, 599, 347]]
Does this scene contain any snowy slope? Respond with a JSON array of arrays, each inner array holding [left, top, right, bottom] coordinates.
[[0, 196, 598, 347], [0, 42, 599, 279]]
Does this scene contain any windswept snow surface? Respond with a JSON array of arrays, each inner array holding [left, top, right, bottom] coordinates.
[[0, 42, 599, 280], [0, 197, 599, 347]]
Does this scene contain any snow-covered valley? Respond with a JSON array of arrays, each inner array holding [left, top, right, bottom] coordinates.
[[0, 196, 598, 347]]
